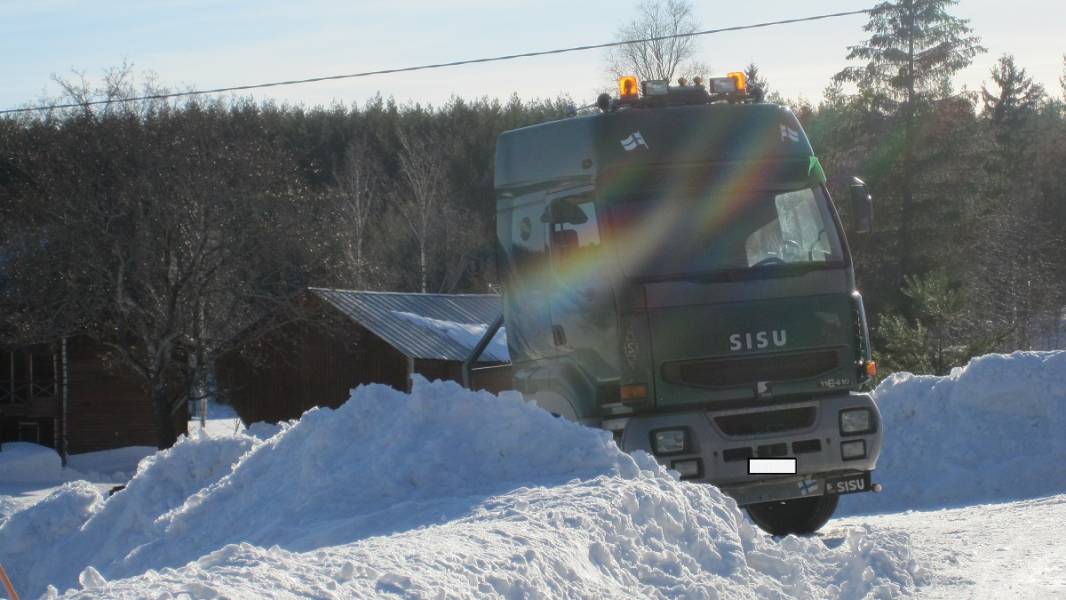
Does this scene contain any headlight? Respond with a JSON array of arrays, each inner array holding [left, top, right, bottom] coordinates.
[[841, 440, 867, 460], [840, 408, 873, 435], [652, 429, 688, 455]]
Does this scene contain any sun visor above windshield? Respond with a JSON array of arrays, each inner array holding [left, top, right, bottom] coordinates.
[[593, 104, 814, 167], [494, 103, 817, 194]]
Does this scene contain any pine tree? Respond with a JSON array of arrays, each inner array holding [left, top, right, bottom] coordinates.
[[981, 55, 1045, 131], [834, 0, 985, 290], [743, 63, 769, 99], [835, 0, 984, 113], [977, 56, 1053, 349], [876, 271, 1000, 375]]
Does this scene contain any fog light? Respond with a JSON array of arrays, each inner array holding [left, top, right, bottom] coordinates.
[[652, 429, 687, 455], [841, 440, 866, 460], [840, 408, 873, 435], [671, 459, 701, 479]]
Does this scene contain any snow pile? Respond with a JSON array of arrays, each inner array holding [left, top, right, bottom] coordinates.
[[0, 442, 63, 483], [391, 310, 509, 361], [843, 351, 1066, 515], [4, 378, 922, 599], [0, 434, 258, 598]]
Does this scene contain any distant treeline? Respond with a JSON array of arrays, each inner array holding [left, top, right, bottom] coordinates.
[[1, 48, 1065, 446]]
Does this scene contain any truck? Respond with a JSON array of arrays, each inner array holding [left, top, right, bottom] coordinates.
[[483, 72, 882, 535]]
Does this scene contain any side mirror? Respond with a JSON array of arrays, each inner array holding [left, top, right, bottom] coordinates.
[[849, 177, 873, 234], [541, 198, 588, 225]]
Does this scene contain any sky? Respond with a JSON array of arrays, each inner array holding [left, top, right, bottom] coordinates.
[[1, 0, 1063, 113]]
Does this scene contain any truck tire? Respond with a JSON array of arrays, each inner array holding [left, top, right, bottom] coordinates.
[[745, 494, 839, 536]]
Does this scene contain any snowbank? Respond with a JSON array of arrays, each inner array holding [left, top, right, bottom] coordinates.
[[842, 351, 1066, 515], [3, 378, 922, 599], [0, 434, 258, 599], [0, 443, 63, 483]]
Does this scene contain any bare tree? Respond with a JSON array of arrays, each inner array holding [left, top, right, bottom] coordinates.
[[332, 134, 383, 288], [605, 0, 709, 84], [1, 74, 311, 448], [394, 125, 450, 293]]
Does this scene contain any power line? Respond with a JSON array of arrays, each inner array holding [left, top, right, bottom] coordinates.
[[0, 8, 869, 116]]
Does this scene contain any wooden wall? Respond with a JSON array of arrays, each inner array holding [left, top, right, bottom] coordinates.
[[218, 321, 515, 425], [65, 337, 187, 454], [217, 319, 409, 425], [3, 338, 188, 454]]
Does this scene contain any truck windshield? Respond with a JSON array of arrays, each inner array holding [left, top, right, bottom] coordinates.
[[607, 186, 844, 280]]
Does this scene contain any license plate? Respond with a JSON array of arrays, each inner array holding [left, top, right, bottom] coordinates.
[[824, 472, 871, 495]]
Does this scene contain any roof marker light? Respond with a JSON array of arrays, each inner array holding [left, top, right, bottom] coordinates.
[[727, 71, 748, 93], [643, 80, 669, 96], [618, 75, 639, 100]]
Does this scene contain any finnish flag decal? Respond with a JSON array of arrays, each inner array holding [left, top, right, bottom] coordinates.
[[620, 131, 649, 151], [780, 124, 800, 142]]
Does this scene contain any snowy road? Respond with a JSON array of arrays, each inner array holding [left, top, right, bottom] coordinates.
[[835, 494, 1066, 599]]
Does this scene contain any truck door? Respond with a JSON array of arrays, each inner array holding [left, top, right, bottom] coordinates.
[[502, 194, 555, 361], [545, 189, 616, 374]]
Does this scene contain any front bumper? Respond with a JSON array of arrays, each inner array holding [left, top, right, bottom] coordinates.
[[617, 392, 881, 504]]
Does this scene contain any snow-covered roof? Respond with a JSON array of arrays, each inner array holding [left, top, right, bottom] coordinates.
[[308, 288, 508, 363]]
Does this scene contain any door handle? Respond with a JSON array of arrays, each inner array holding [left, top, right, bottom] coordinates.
[[552, 325, 567, 347]]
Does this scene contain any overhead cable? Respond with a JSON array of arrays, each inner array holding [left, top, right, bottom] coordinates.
[[0, 9, 870, 115]]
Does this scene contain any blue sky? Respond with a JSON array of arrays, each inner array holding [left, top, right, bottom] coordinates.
[[2, 1, 1062, 112]]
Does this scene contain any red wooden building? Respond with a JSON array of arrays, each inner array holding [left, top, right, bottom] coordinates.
[[216, 288, 511, 425], [0, 337, 187, 458]]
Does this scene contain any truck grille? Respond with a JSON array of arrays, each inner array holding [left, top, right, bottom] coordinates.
[[714, 406, 816, 436], [662, 350, 838, 388]]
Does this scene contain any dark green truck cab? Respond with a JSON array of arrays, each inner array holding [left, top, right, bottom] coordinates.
[[493, 76, 881, 535]]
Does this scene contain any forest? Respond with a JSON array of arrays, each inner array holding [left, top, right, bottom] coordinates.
[[1, 1, 1064, 444]]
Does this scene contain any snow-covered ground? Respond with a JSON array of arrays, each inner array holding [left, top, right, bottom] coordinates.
[[187, 398, 246, 439], [0, 351, 1062, 599], [834, 494, 1066, 598]]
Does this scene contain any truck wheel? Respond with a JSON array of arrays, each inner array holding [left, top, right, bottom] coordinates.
[[745, 495, 839, 536]]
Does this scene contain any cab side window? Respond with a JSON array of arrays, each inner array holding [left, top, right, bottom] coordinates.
[[510, 200, 548, 272], [548, 197, 601, 273]]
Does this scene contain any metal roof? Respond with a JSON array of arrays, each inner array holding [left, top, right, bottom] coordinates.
[[308, 288, 507, 363]]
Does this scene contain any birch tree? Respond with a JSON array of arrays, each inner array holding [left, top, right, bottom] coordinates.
[[333, 134, 383, 288], [394, 125, 449, 293]]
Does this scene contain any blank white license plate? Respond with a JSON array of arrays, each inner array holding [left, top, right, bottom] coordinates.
[[748, 458, 797, 474]]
